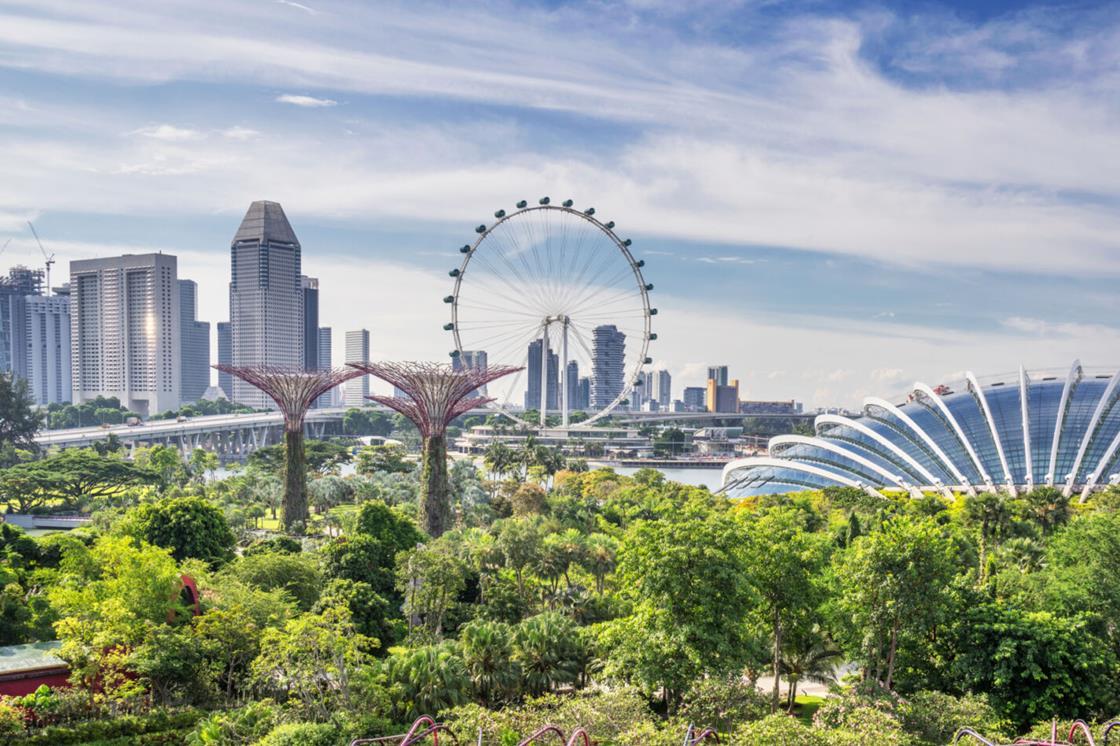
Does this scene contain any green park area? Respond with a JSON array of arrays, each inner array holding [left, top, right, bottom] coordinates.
[[0, 372, 1118, 744]]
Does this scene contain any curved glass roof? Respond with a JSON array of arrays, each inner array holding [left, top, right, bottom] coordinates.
[[723, 362, 1120, 502]]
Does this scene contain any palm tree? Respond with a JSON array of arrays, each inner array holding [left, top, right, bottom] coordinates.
[[963, 491, 1017, 582], [779, 626, 841, 712], [459, 619, 520, 705], [582, 533, 617, 595]]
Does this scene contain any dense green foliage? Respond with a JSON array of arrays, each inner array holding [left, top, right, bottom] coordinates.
[[2, 431, 1119, 743]]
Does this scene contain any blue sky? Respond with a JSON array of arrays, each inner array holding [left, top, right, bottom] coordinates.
[[0, 0, 1117, 407]]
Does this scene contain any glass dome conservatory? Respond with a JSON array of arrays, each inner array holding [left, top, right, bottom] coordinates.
[[722, 361, 1120, 502]]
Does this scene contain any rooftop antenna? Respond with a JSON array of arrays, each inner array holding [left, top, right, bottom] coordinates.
[[26, 221, 55, 297]]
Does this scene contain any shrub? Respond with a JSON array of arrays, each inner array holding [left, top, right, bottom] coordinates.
[[15, 708, 204, 745], [732, 713, 827, 745], [243, 536, 302, 557], [254, 721, 337, 746], [184, 699, 279, 745], [896, 691, 1009, 745], [0, 702, 23, 737], [678, 675, 770, 733]]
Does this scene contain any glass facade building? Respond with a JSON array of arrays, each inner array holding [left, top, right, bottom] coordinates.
[[723, 362, 1120, 503]]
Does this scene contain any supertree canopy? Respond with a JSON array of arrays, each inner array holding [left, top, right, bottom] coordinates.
[[213, 364, 362, 532], [349, 361, 522, 537]]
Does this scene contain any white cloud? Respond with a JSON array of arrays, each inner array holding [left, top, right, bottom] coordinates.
[[275, 94, 337, 108], [221, 126, 260, 140], [129, 124, 202, 141], [275, 0, 317, 14]]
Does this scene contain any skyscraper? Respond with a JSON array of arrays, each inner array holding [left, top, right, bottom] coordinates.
[[577, 377, 591, 412], [565, 360, 581, 411], [24, 291, 71, 405], [216, 322, 232, 399], [454, 350, 489, 397], [178, 279, 211, 403], [70, 253, 180, 415], [707, 365, 729, 387], [706, 377, 740, 413], [316, 326, 333, 407], [302, 275, 319, 372], [590, 324, 625, 410], [683, 386, 706, 412], [652, 369, 671, 409], [343, 329, 370, 406], [524, 338, 558, 412], [0, 266, 44, 378], [229, 201, 303, 407]]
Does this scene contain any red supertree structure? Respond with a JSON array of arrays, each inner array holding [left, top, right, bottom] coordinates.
[[213, 364, 363, 532], [348, 361, 521, 537]]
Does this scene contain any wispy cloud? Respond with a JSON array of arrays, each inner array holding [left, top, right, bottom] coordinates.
[[129, 124, 201, 141], [275, 94, 337, 108], [275, 0, 317, 15]]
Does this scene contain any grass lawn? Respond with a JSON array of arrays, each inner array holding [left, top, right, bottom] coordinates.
[[793, 695, 826, 725]]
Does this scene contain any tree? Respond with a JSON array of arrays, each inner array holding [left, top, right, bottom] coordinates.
[[250, 606, 375, 721], [512, 611, 582, 696], [597, 511, 758, 710], [384, 643, 471, 721], [355, 444, 413, 476], [193, 605, 262, 700], [250, 440, 353, 476], [833, 516, 956, 690], [48, 536, 186, 698], [740, 506, 830, 710], [511, 482, 548, 516], [459, 618, 520, 705], [494, 518, 542, 602], [778, 623, 841, 711], [119, 496, 235, 566], [581, 533, 618, 595], [313, 578, 392, 647], [397, 540, 468, 640], [135, 444, 189, 491], [0, 372, 41, 467], [653, 427, 687, 457], [0, 449, 158, 513], [224, 552, 323, 611]]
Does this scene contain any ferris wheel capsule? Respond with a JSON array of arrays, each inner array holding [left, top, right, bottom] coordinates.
[[516, 200, 528, 208], [562, 199, 573, 207], [494, 209, 506, 218]]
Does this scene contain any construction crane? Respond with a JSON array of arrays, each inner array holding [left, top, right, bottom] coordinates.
[[26, 221, 55, 297]]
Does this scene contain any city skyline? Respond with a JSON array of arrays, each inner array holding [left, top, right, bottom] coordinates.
[[0, 1, 1117, 408]]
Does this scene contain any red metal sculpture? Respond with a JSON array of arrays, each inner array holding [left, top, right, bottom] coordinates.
[[349, 361, 521, 537], [213, 364, 362, 532]]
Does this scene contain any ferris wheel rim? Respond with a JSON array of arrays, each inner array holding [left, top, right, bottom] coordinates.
[[449, 202, 652, 428]]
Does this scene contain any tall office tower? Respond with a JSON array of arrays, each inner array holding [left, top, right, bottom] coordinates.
[[706, 377, 741, 413], [577, 377, 591, 411], [631, 370, 652, 410], [216, 322, 232, 399], [24, 292, 71, 405], [0, 266, 44, 377], [652, 369, 671, 409], [229, 200, 303, 408], [343, 329, 370, 405], [301, 276, 319, 372], [70, 253, 180, 415], [707, 365, 729, 387], [590, 324, 625, 410], [453, 350, 489, 397], [683, 386, 706, 412], [524, 338, 558, 412], [316, 326, 333, 407], [565, 360, 581, 411], [178, 280, 211, 403]]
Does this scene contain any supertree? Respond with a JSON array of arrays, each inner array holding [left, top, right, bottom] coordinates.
[[348, 361, 521, 537], [213, 364, 362, 532]]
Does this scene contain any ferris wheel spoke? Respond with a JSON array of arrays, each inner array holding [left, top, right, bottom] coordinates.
[[469, 249, 540, 309]]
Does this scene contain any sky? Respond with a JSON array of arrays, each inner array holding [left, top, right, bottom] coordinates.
[[0, 0, 1117, 408]]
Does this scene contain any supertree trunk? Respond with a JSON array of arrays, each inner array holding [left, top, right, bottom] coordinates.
[[420, 434, 453, 537], [212, 364, 363, 536], [284, 428, 310, 531], [349, 361, 522, 538]]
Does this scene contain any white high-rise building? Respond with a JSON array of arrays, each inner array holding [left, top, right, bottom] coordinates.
[[70, 253, 180, 415], [24, 292, 71, 405], [229, 201, 303, 408], [343, 329, 370, 406], [590, 324, 625, 410]]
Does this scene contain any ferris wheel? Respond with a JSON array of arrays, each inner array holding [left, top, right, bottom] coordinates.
[[445, 198, 656, 428]]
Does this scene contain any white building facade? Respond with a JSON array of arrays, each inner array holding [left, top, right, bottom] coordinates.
[[24, 293, 71, 405], [343, 329, 370, 406], [70, 253, 180, 415]]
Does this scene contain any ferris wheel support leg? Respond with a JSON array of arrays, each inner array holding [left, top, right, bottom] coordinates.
[[561, 318, 569, 430], [540, 322, 549, 428]]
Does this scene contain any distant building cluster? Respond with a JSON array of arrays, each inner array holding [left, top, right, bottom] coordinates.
[[0, 200, 374, 416]]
